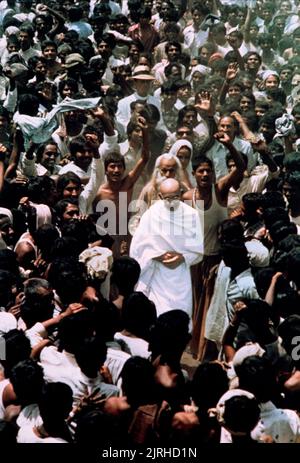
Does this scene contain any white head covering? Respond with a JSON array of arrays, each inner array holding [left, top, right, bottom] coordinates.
[[215, 389, 256, 424], [79, 246, 113, 280], [0, 208, 13, 224], [31, 203, 52, 229], [260, 70, 279, 82], [0, 312, 17, 336], [169, 140, 196, 187], [232, 342, 266, 370], [154, 152, 182, 170], [189, 64, 211, 80]]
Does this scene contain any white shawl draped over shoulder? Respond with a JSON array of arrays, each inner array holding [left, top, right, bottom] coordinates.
[[130, 200, 203, 317], [13, 97, 101, 149]]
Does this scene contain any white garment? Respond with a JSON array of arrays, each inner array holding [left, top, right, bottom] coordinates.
[[40, 346, 119, 406], [114, 332, 150, 359], [78, 157, 104, 215], [13, 97, 101, 150], [105, 343, 131, 390], [221, 400, 300, 443], [0, 378, 9, 419], [206, 137, 258, 181], [205, 264, 259, 347], [116, 92, 161, 129], [130, 200, 203, 318], [183, 24, 209, 58], [251, 401, 300, 443], [17, 425, 68, 443], [0, 311, 17, 335], [228, 165, 273, 216], [17, 404, 42, 428]]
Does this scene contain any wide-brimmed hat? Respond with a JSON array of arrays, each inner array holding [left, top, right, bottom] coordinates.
[[64, 53, 86, 69], [132, 65, 154, 80]]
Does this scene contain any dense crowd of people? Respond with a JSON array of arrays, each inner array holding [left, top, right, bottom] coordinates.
[[1, 0, 300, 446]]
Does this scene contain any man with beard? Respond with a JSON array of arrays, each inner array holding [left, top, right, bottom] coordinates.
[[130, 178, 203, 318]]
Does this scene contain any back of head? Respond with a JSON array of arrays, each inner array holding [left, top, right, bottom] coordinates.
[[18, 94, 39, 116], [122, 292, 156, 341], [263, 207, 289, 230], [74, 336, 107, 378], [148, 310, 190, 363], [120, 356, 156, 407], [2, 329, 31, 378], [111, 256, 141, 296], [58, 310, 94, 354], [191, 362, 228, 413], [223, 395, 260, 435], [219, 219, 244, 244], [47, 257, 87, 305], [39, 382, 73, 424], [237, 355, 276, 403], [10, 359, 44, 406]]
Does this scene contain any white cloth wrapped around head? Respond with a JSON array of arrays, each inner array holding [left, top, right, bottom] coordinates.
[[215, 389, 256, 424], [79, 246, 113, 280], [274, 113, 296, 139]]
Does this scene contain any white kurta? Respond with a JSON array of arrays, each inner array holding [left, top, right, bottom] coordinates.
[[130, 200, 203, 318]]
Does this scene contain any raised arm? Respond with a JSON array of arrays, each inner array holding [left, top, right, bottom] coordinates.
[[219, 63, 239, 105], [215, 132, 246, 203], [250, 139, 278, 173], [4, 128, 23, 179], [127, 117, 150, 187], [243, 7, 253, 44]]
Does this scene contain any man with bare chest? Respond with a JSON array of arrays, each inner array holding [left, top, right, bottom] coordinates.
[[95, 117, 149, 256]]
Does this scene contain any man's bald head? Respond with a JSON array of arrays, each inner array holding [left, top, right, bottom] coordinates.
[[159, 178, 181, 197]]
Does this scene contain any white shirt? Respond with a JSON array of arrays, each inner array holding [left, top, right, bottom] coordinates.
[[17, 425, 68, 443], [40, 346, 119, 405], [183, 24, 209, 58], [206, 137, 258, 181], [116, 92, 161, 129], [114, 332, 151, 359]]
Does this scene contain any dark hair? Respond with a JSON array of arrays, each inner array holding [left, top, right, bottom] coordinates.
[[104, 151, 125, 171], [38, 382, 73, 441], [10, 359, 44, 406], [266, 88, 287, 105], [223, 395, 260, 434], [18, 94, 39, 116], [121, 356, 157, 407], [55, 198, 79, 220], [74, 336, 107, 378], [148, 310, 191, 364], [58, 78, 79, 96], [111, 257, 141, 296], [237, 355, 277, 403], [219, 218, 244, 244], [263, 207, 289, 230], [2, 329, 31, 378], [56, 172, 81, 199], [47, 257, 88, 306], [192, 155, 213, 172], [41, 39, 57, 52], [165, 41, 181, 54], [122, 292, 157, 341], [243, 51, 262, 65], [27, 175, 55, 204], [35, 140, 58, 164], [191, 362, 228, 413]]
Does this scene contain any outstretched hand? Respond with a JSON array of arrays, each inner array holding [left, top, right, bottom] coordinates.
[[195, 91, 213, 115], [226, 62, 239, 82]]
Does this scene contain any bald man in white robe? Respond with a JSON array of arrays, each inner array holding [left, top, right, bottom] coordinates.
[[130, 179, 203, 319]]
